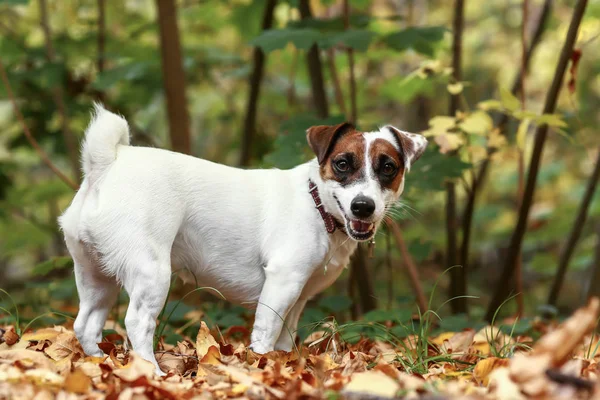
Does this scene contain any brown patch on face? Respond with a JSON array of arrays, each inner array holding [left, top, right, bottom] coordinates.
[[320, 129, 366, 186], [369, 139, 405, 192]]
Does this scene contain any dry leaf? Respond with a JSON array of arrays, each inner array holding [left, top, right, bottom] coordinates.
[[63, 368, 91, 393], [343, 370, 400, 398]]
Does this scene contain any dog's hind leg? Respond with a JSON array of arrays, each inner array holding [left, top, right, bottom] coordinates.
[[70, 241, 120, 357], [122, 252, 171, 376]]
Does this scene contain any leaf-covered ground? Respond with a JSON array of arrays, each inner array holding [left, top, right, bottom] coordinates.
[[1, 299, 599, 399]]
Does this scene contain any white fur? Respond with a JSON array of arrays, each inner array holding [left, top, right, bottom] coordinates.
[[59, 106, 425, 375]]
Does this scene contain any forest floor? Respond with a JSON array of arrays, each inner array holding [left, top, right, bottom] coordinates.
[[1, 299, 600, 399]]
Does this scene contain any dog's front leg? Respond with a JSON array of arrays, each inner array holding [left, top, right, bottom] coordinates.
[[249, 262, 309, 354]]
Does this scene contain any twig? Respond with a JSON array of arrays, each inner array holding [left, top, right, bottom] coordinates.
[[239, 0, 277, 166], [548, 148, 600, 305], [96, 0, 106, 103], [514, 0, 530, 318], [298, 0, 329, 119], [343, 0, 357, 123], [0, 59, 78, 191], [447, 0, 466, 315], [486, 0, 589, 321], [38, 0, 80, 182], [460, 0, 553, 279], [385, 217, 428, 312]]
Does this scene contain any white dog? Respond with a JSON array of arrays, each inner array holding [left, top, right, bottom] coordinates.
[[59, 105, 427, 375]]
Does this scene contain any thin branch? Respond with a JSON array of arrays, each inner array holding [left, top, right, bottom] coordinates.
[[385, 217, 428, 312], [239, 0, 277, 166], [460, 0, 553, 303], [326, 48, 347, 116], [343, 0, 357, 123], [486, 0, 589, 321], [298, 0, 329, 119], [514, 0, 530, 318], [548, 148, 600, 305], [447, 0, 466, 315], [96, 0, 106, 103], [0, 59, 78, 191], [38, 0, 80, 182]]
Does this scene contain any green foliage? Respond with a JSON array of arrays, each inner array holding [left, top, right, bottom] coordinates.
[[382, 26, 447, 57]]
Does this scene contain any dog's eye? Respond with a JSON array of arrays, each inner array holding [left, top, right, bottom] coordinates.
[[334, 159, 350, 172], [381, 162, 397, 176]]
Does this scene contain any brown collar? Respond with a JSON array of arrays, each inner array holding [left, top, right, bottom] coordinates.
[[308, 180, 345, 234]]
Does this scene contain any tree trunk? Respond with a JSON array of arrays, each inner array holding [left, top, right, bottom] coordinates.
[[447, 0, 466, 315], [351, 246, 377, 314], [548, 148, 600, 305], [298, 0, 329, 119], [485, 0, 588, 321], [239, 0, 277, 166], [38, 0, 80, 182], [96, 0, 106, 103], [155, 0, 192, 155]]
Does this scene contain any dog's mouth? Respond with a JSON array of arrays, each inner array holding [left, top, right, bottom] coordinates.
[[346, 219, 376, 241], [334, 195, 377, 241]]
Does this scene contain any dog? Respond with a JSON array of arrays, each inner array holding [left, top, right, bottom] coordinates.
[[59, 104, 427, 375]]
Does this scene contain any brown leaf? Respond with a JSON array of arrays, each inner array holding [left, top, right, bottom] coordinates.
[[112, 351, 155, 381], [64, 367, 92, 393], [3, 329, 19, 346]]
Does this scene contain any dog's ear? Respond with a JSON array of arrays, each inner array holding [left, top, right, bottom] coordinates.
[[306, 122, 355, 164], [385, 125, 428, 171]]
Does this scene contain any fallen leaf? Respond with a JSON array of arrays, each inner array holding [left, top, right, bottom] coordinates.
[[63, 367, 91, 393], [473, 356, 509, 386], [343, 370, 400, 398]]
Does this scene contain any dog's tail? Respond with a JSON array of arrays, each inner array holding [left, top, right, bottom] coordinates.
[[81, 103, 130, 183]]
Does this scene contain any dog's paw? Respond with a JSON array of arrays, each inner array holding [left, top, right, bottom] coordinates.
[[248, 342, 273, 355]]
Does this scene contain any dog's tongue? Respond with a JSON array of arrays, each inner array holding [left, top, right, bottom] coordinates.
[[351, 220, 372, 233]]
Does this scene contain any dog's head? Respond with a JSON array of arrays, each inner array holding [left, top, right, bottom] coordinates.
[[307, 123, 427, 241]]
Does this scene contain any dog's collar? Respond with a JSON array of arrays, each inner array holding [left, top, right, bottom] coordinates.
[[308, 180, 345, 234]]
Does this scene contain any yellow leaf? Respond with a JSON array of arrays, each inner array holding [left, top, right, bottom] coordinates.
[[516, 118, 531, 150], [21, 328, 60, 342], [64, 368, 91, 394], [488, 129, 507, 149], [447, 82, 464, 95], [112, 351, 155, 381], [196, 321, 219, 360], [434, 133, 464, 153], [459, 111, 493, 135], [200, 345, 222, 365], [473, 357, 509, 386], [343, 370, 400, 398], [499, 87, 520, 112], [422, 116, 456, 137], [468, 145, 488, 164]]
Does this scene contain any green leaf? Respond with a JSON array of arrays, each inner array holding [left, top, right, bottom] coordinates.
[[408, 240, 433, 262], [409, 148, 472, 191], [319, 29, 375, 51], [533, 114, 568, 128], [0, 0, 29, 4], [363, 309, 412, 323], [477, 100, 504, 111], [32, 256, 73, 276], [516, 118, 531, 150], [249, 28, 323, 52], [499, 87, 520, 112], [318, 295, 353, 313], [383, 26, 447, 57], [379, 73, 436, 104], [263, 114, 345, 168]]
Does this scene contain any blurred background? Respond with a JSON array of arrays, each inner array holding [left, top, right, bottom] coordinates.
[[0, 0, 599, 342]]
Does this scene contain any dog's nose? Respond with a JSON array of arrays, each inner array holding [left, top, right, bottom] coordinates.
[[350, 196, 375, 219]]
